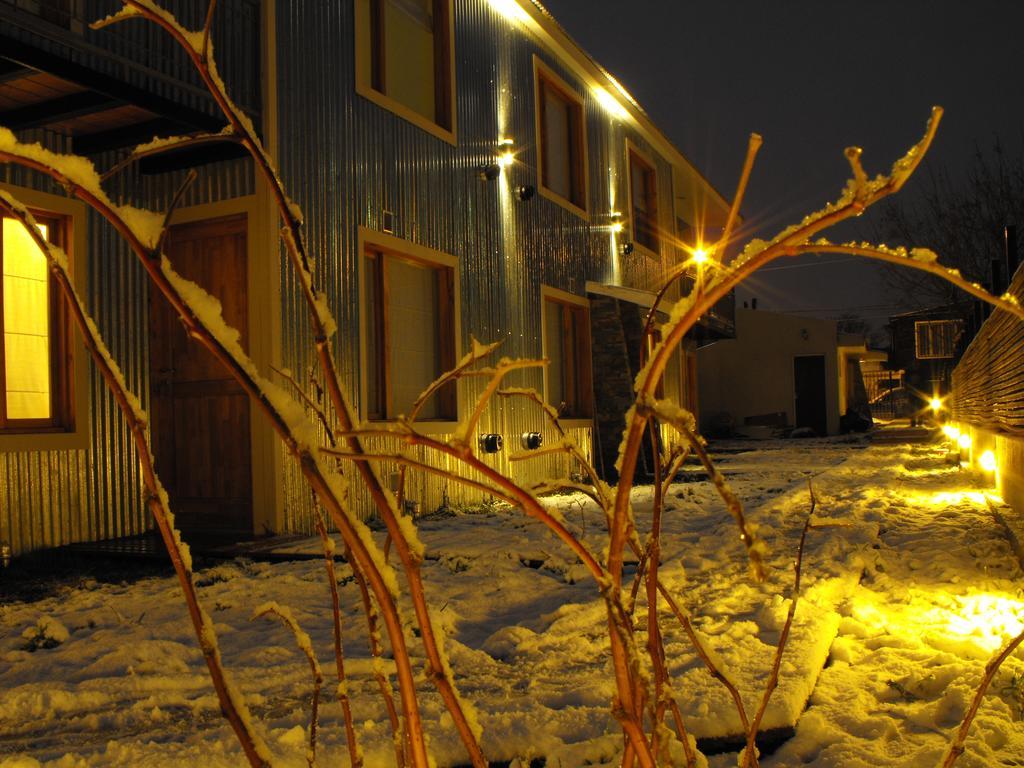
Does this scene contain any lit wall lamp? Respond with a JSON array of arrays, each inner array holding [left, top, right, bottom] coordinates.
[[479, 433, 504, 453], [610, 211, 624, 234], [480, 139, 516, 181]]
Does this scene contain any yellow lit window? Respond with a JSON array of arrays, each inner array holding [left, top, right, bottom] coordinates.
[[357, 0, 455, 133], [628, 146, 660, 255], [535, 61, 587, 212], [543, 293, 592, 419], [364, 246, 456, 421], [1, 214, 71, 430]]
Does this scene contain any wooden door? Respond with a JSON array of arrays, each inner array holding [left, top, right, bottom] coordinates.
[[793, 355, 827, 436], [150, 214, 251, 538]]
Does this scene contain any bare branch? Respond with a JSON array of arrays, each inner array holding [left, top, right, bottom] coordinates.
[[101, 130, 240, 182], [202, 0, 218, 61], [271, 364, 335, 445], [153, 168, 197, 257], [251, 602, 324, 766], [743, 483, 817, 767], [941, 628, 1024, 767]]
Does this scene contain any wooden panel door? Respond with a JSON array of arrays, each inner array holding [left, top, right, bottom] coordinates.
[[794, 355, 827, 437], [150, 214, 251, 538]]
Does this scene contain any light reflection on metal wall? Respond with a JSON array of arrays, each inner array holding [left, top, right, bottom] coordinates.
[[0, 143, 255, 554], [276, 0, 680, 529]]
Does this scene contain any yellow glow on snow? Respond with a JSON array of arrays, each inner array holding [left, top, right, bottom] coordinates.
[[942, 424, 960, 440], [942, 594, 1024, 652], [901, 489, 988, 508], [958, 433, 972, 450], [852, 590, 1024, 655], [979, 450, 997, 473]]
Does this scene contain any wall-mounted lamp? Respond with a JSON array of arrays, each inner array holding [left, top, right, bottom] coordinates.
[[620, 241, 634, 257], [497, 138, 515, 169], [479, 433, 504, 454], [520, 432, 543, 450], [480, 139, 515, 181], [610, 211, 624, 234], [516, 185, 536, 201]]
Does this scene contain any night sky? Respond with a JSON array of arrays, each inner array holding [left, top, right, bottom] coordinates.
[[540, 0, 1024, 330]]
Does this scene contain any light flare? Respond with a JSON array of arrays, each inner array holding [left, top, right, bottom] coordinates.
[[958, 433, 972, 450], [979, 450, 997, 473]]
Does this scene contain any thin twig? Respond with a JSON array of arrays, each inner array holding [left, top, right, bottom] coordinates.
[[940, 627, 1024, 767], [251, 602, 323, 767], [743, 482, 817, 768], [311, 504, 361, 767]]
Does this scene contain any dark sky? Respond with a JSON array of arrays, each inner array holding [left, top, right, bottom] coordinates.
[[540, 0, 1024, 329]]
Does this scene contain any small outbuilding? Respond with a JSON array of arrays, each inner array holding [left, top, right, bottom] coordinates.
[[698, 308, 845, 437]]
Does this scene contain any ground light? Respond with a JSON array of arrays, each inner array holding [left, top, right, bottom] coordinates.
[[979, 450, 997, 473], [942, 425, 960, 441], [958, 433, 972, 450]]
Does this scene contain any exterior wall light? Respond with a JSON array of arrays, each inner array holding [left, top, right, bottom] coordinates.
[[930, 397, 942, 413], [520, 432, 543, 450], [620, 241, 634, 257], [692, 247, 709, 264], [610, 211, 624, 233], [480, 163, 501, 181], [497, 138, 515, 169], [958, 433, 972, 450], [943, 425, 960, 441], [479, 433, 503, 453]]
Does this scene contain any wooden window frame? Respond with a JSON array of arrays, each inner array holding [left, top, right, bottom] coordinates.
[[359, 228, 459, 427], [533, 56, 589, 219], [354, 0, 457, 145], [541, 286, 593, 424], [914, 319, 960, 360], [0, 183, 89, 453], [626, 140, 661, 259], [0, 210, 73, 433]]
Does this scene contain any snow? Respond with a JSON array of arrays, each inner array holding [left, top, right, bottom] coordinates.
[[2, 438, 1023, 766]]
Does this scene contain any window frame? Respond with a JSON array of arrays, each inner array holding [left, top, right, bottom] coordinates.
[[914, 319, 961, 360], [354, 0, 457, 145], [626, 140, 662, 259], [541, 285, 593, 425], [358, 227, 460, 428], [532, 56, 589, 220], [0, 183, 89, 453]]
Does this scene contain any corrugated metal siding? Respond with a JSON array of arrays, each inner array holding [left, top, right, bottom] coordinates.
[[275, 0, 681, 528], [952, 268, 1024, 434], [1, 134, 256, 553]]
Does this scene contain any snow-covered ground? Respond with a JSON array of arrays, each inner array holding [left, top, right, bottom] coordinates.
[[1, 438, 1022, 767]]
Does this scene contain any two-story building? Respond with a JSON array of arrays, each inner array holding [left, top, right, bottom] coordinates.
[[0, 0, 732, 556]]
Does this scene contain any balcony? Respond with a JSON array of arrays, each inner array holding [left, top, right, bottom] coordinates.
[[0, 0, 260, 158], [679, 271, 736, 345]]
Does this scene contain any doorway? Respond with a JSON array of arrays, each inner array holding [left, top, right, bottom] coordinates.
[[793, 355, 827, 436], [149, 214, 252, 538]]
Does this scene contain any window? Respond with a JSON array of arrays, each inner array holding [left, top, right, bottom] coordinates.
[[1, 212, 74, 431], [534, 59, 587, 214], [543, 290, 592, 420], [364, 242, 456, 421], [356, 0, 455, 138], [628, 144, 660, 255], [915, 319, 961, 359]]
